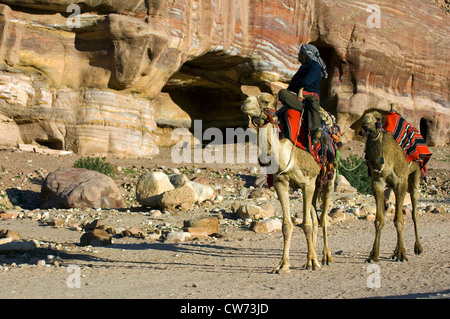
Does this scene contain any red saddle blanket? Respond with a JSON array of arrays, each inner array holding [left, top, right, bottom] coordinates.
[[277, 107, 322, 165], [383, 112, 432, 173]]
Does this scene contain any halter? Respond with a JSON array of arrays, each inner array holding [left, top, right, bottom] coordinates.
[[251, 102, 279, 128], [365, 126, 385, 174], [251, 95, 305, 179]]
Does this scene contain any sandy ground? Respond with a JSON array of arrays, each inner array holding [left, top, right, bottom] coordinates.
[[0, 140, 449, 303]]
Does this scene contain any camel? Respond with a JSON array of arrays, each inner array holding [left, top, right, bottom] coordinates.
[[360, 110, 423, 262], [240, 87, 336, 273]]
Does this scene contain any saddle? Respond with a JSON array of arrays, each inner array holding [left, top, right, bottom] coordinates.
[[382, 111, 432, 174], [276, 102, 343, 189]]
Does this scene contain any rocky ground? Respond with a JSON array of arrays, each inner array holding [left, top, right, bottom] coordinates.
[[0, 140, 449, 302]]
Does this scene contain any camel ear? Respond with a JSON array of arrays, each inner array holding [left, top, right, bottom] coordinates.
[[240, 85, 261, 97], [350, 117, 363, 131]]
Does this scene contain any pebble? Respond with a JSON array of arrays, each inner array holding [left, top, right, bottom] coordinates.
[[165, 231, 191, 243], [36, 260, 46, 267]]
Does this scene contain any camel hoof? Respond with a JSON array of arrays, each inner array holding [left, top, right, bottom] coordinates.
[[272, 266, 290, 274], [272, 261, 290, 274], [391, 246, 408, 262], [414, 242, 423, 255], [305, 259, 321, 270], [322, 255, 334, 266], [391, 252, 408, 262], [365, 257, 379, 263], [366, 250, 379, 263]]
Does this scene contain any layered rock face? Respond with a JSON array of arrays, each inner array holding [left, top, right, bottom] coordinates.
[[0, 0, 448, 158]]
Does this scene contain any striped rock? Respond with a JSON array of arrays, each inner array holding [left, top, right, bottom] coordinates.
[[0, 0, 447, 160]]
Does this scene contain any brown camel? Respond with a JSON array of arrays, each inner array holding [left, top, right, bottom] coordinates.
[[361, 110, 423, 262], [241, 88, 335, 273]]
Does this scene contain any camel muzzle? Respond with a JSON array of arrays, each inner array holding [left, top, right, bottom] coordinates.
[[370, 157, 385, 173]]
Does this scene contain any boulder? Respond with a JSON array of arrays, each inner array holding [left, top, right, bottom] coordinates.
[[0, 209, 19, 219], [360, 205, 376, 216], [184, 227, 209, 239], [40, 168, 125, 209], [0, 229, 21, 241], [384, 188, 411, 206], [334, 175, 358, 194], [235, 203, 275, 220], [169, 173, 189, 188], [183, 217, 219, 236], [164, 231, 191, 243], [136, 171, 175, 208], [188, 181, 216, 203], [80, 229, 112, 246], [249, 188, 276, 200], [159, 183, 198, 210], [83, 218, 108, 231], [250, 218, 282, 233], [47, 218, 65, 228], [0, 237, 13, 245], [123, 226, 148, 238], [329, 208, 349, 223], [170, 175, 215, 203]]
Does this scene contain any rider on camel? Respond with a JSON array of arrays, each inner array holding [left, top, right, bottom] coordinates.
[[278, 43, 328, 146]]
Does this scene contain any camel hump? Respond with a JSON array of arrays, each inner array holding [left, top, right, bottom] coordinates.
[[240, 85, 261, 96]]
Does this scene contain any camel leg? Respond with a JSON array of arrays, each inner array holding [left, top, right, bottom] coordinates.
[[320, 178, 335, 265], [311, 205, 318, 252], [367, 179, 386, 262], [302, 181, 321, 270], [392, 183, 408, 261], [312, 187, 319, 216], [409, 171, 423, 255], [311, 187, 319, 251], [272, 176, 293, 274]]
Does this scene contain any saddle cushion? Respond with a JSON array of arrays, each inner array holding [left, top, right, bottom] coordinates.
[[277, 107, 322, 165], [383, 111, 432, 173]]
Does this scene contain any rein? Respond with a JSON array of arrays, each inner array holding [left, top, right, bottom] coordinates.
[[251, 107, 279, 128]]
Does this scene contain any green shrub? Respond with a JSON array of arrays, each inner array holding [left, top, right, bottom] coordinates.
[[338, 154, 372, 195], [73, 156, 116, 178]]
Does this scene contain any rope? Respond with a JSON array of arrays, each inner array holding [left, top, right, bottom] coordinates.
[[337, 158, 365, 171]]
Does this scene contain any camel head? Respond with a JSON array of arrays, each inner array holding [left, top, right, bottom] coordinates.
[[362, 111, 383, 134], [362, 111, 385, 173], [241, 86, 277, 127]]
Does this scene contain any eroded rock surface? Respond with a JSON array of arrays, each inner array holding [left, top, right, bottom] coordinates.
[[0, 1, 448, 158]]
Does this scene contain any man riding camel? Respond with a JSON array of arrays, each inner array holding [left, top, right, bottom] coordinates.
[[278, 43, 328, 146]]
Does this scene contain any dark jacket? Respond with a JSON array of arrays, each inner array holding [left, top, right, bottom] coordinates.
[[287, 60, 322, 97]]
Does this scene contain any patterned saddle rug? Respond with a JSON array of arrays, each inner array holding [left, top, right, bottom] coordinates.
[[383, 111, 432, 173]]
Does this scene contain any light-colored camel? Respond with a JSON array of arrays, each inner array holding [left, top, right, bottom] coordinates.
[[361, 111, 423, 262], [241, 89, 335, 273]]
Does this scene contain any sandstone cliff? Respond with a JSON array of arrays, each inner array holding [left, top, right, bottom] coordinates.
[[0, 0, 448, 157]]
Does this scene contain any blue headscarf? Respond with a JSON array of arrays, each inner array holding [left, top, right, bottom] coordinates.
[[300, 44, 328, 79]]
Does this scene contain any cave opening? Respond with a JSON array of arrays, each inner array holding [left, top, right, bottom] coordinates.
[[420, 117, 431, 144], [162, 52, 257, 144], [35, 138, 64, 150]]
